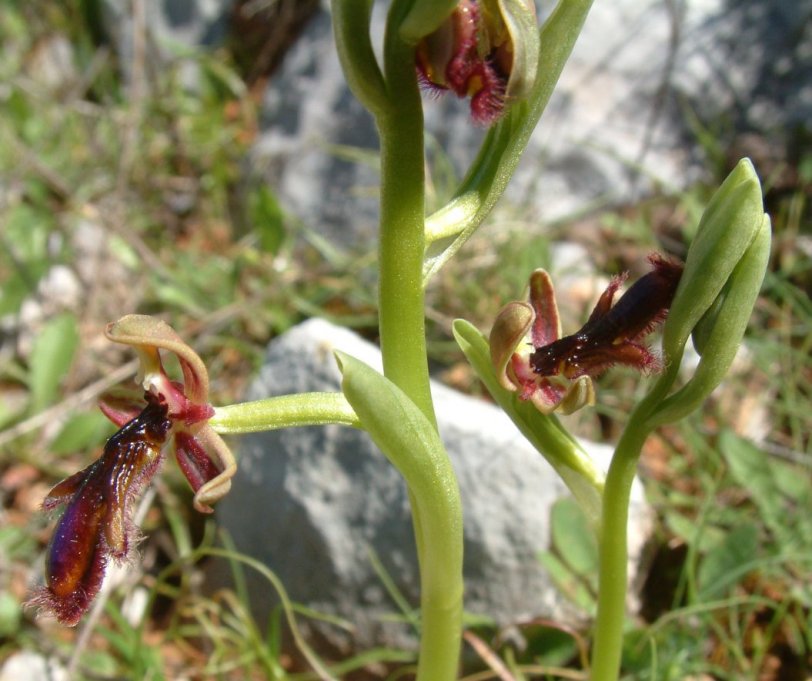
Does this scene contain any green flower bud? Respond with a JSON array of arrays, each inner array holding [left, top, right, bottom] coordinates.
[[663, 159, 766, 362], [651, 216, 771, 426], [648, 159, 771, 427]]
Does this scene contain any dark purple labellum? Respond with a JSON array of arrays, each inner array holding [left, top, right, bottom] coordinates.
[[30, 396, 171, 626], [530, 255, 684, 379]]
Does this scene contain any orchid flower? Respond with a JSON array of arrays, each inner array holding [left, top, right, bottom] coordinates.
[[415, 0, 539, 123], [30, 315, 235, 625], [490, 254, 684, 413]]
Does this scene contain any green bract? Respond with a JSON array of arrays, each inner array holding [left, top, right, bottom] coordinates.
[[335, 352, 464, 680], [453, 319, 605, 524], [663, 159, 766, 363], [647, 158, 771, 428]]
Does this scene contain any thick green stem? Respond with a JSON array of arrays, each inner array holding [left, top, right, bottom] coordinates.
[[589, 426, 648, 681], [334, 3, 462, 676], [374, 4, 460, 677], [377, 1, 436, 428]]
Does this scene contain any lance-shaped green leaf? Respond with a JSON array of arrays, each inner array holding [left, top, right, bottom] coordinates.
[[453, 319, 604, 525], [335, 351, 463, 679], [648, 215, 771, 427]]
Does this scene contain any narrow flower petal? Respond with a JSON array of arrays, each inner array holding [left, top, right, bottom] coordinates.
[[97, 393, 146, 428], [556, 376, 596, 414], [528, 269, 561, 348], [181, 427, 236, 514], [174, 432, 221, 507]]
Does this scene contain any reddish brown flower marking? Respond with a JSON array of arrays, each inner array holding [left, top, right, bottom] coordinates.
[[30, 396, 171, 626], [530, 255, 684, 379], [416, 0, 508, 123]]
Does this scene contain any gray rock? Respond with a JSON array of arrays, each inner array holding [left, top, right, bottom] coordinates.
[[250, 0, 810, 246], [0, 651, 67, 681], [98, 0, 234, 87], [214, 318, 651, 652]]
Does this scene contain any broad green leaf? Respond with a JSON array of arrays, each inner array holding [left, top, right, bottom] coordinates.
[[550, 497, 599, 579], [28, 313, 79, 414], [697, 523, 759, 599]]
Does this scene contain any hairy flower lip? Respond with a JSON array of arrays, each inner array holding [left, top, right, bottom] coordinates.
[[29, 396, 171, 626], [530, 254, 683, 380], [415, 0, 539, 124]]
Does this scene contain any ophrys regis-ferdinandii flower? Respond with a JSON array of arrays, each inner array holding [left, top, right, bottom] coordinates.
[[29, 315, 235, 625], [415, 0, 539, 124], [490, 254, 684, 414]]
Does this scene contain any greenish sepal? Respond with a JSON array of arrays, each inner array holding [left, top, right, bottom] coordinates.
[[452, 319, 604, 525], [398, 0, 458, 43], [495, 0, 540, 100]]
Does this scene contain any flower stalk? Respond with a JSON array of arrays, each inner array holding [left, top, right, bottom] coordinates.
[[588, 159, 771, 681]]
